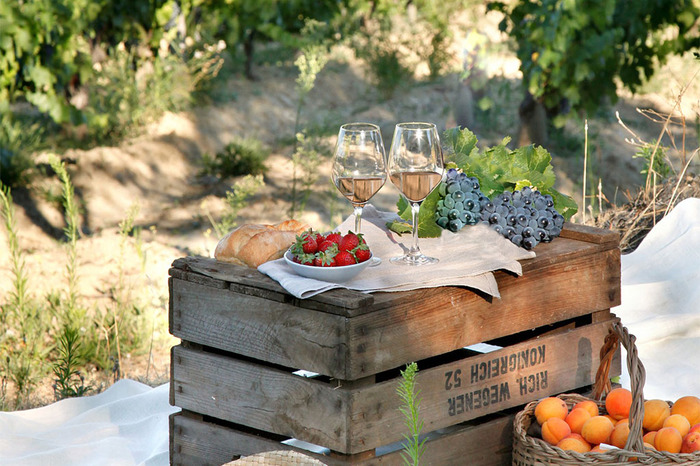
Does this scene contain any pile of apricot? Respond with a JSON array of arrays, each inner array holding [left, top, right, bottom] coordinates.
[[532, 389, 700, 454]]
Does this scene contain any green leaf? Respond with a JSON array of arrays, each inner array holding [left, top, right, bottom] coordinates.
[[445, 127, 578, 219], [396, 190, 443, 238], [443, 126, 478, 167], [386, 219, 413, 235]]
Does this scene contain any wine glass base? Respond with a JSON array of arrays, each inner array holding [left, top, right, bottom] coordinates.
[[390, 255, 439, 266], [368, 256, 382, 267]]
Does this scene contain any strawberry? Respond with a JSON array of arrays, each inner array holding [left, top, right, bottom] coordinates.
[[335, 250, 356, 267], [292, 230, 318, 256], [299, 233, 318, 254], [354, 243, 371, 263], [312, 255, 328, 267], [314, 232, 325, 245], [339, 231, 360, 252], [318, 240, 336, 253], [325, 232, 342, 245]]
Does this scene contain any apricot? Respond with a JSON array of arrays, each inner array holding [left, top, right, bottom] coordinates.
[[663, 413, 691, 437], [581, 415, 614, 445], [535, 397, 568, 425], [605, 387, 632, 420], [610, 421, 630, 449], [643, 442, 656, 450], [681, 430, 700, 453], [643, 399, 671, 431], [565, 407, 592, 434], [615, 418, 629, 426], [589, 444, 606, 453], [671, 396, 700, 426], [690, 423, 700, 434], [573, 400, 599, 418], [542, 417, 571, 445], [643, 431, 657, 446], [557, 433, 591, 453], [655, 426, 683, 453]]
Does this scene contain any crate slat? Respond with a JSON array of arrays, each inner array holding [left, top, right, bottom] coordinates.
[[171, 317, 619, 454], [171, 248, 620, 380], [170, 409, 515, 466]]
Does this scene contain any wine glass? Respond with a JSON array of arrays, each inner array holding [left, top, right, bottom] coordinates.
[[331, 122, 387, 234], [387, 122, 444, 266]]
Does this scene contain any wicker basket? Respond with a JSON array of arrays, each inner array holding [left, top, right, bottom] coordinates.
[[512, 319, 700, 465]]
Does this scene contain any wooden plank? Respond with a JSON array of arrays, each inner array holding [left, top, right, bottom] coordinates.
[[170, 409, 514, 465], [171, 245, 619, 380], [170, 223, 619, 319], [171, 412, 245, 466], [170, 277, 348, 378], [171, 318, 619, 454], [559, 222, 620, 246], [171, 256, 374, 312], [346, 248, 620, 378], [171, 344, 352, 453], [347, 318, 619, 453]]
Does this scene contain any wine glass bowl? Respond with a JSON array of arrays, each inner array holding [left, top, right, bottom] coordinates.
[[331, 123, 387, 234], [387, 122, 444, 266]]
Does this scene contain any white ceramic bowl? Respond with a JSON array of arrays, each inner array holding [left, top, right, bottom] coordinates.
[[284, 249, 372, 283]]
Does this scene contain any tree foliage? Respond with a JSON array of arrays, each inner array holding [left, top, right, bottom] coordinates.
[[489, 0, 700, 120]]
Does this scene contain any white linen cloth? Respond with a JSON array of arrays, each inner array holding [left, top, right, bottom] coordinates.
[[613, 197, 700, 401], [258, 204, 535, 299], [0, 379, 179, 466]]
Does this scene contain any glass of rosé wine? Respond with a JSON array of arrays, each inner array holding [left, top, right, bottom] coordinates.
[[387, 122, 444, 266], [331, 122, 387, 235]]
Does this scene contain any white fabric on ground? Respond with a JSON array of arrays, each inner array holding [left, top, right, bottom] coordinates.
[[612, 197, 700, 401], [0, 379, 179, 465], [1, 199, 697, 464]]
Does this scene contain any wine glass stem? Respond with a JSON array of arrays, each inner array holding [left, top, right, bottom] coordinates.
[[353, 204, 363, 233], [409, 202, 421, 257]]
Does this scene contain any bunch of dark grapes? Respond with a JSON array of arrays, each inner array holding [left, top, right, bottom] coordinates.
[[480, 186, 565, 250], [435, 168, 488, 232]]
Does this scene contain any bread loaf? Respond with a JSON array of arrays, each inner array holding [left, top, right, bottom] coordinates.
[[214, 220, 309, 268]]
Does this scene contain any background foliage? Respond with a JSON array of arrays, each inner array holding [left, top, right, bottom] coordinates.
[[489, 0, 700, 123]]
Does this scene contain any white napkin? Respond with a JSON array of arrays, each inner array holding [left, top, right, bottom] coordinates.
[[258, 205, 535, 299]]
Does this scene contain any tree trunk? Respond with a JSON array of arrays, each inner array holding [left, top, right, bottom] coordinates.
[[516, 92, 548, 147], [244, 30, 256, 80]]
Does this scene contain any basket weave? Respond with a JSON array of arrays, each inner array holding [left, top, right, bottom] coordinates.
[[225, 450, 325, 465], [512, 319, 700, 465]]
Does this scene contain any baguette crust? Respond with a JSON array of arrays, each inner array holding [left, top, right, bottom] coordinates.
[[214, 221, 309, 268]]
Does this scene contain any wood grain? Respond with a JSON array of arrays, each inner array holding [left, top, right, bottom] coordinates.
[[170, 409, 515, 465], [170, 277, 348, 378], [170, 245, 620, 379], [171, 318, 620, 455]]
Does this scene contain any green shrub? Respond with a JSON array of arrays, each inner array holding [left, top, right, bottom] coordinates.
[[0, 114, 43, 188], [201, 138, 269, 179]]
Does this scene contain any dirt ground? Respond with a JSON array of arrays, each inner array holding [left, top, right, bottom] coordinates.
[[2, 7, 699, 409]]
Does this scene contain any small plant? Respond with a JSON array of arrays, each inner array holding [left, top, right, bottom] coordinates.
[[48, 155, 85, 328], [0, 184, 50, 408], [289, 19, 330, 219], [397, 362, 426, 465], [201, 137, 269, 178], [205, 174, 265, 238], [290, 132, 326, 219], [53, 326, 92, 400]]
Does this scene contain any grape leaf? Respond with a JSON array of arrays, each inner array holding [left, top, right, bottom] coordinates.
[[447, 128, 578, 220], [394, 189, 443, 238]]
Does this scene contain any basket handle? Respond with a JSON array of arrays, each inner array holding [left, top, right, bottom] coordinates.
[[592, 319, 647, 453]]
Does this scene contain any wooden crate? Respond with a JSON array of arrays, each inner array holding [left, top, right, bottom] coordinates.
[[169, 223, 622, 465]]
